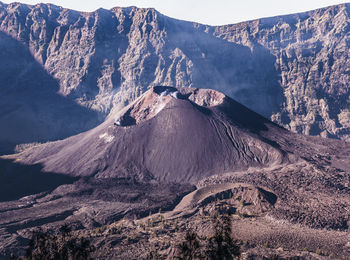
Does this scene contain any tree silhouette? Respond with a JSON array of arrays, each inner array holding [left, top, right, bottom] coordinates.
[[176, 213, 240, 260], [17, 224, 95, 260], [205, 214, 240, 260], [177, 230, 202, 259]]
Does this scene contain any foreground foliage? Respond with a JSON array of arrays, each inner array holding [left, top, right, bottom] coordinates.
[[12, 225, 94, 260]]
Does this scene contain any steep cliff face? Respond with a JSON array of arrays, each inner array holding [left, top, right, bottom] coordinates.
[[212, 4, 350, 140], [0, 28, 99, 155], [0, 2, 349, 142], [0, 3, 283, 119]]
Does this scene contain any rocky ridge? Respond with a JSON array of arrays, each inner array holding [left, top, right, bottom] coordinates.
[[212, 3, 350, 140], [0, 2, 348, 147]]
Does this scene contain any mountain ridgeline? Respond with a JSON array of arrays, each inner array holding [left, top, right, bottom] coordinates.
[[0, 1, 349, 154]]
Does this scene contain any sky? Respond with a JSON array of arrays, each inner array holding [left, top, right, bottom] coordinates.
[[1, 0, 348, 25]]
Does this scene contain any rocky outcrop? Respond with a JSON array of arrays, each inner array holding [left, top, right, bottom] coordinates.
[[212, 3, 350, 140], [0, 2, 349, 142]]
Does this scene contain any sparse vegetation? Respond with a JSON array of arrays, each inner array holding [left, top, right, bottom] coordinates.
[[12, 225, 94, 260], [205, 213, 240, 259], [316, 248, 328, 256], [177, 231, 202, 259], [176, 213, 240, 260]]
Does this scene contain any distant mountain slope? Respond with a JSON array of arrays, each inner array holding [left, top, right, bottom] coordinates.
[[0, 30, 100, 155], [212, 3, 350, 140], [0, 2, 349, 142]]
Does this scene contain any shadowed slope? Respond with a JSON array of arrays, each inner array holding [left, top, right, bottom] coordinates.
[[0, 158, 76, 201], [0, 31, 100, 155]]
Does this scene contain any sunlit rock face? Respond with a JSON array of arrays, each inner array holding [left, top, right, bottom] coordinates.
[[0, 2, 349, 141], [211, 4, 350, 141]]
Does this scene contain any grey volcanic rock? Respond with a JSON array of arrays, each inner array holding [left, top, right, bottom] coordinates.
[[0, 171, 194, 257], [212, 3, 350, 140], [0, 2, 277, 115], [9, 87, 290, 183], [0, 2, 349, 141]]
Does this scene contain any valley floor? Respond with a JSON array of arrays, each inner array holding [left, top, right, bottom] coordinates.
[[85, 201, 350, 259]]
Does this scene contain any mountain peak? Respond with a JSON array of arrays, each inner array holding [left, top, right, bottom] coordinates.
[[8, 86, 291, 182], [114, 86, 226, 126]]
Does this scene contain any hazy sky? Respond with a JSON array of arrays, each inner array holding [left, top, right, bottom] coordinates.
[[1, 0, 348, 25]]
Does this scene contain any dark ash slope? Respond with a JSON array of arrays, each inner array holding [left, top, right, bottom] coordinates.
[[10, 87, 291, 183]]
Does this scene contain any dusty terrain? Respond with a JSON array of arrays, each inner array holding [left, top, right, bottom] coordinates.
[[81, 193, 350, 259], [0, 177, 194, 257], [38, 180, 350, 259]]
